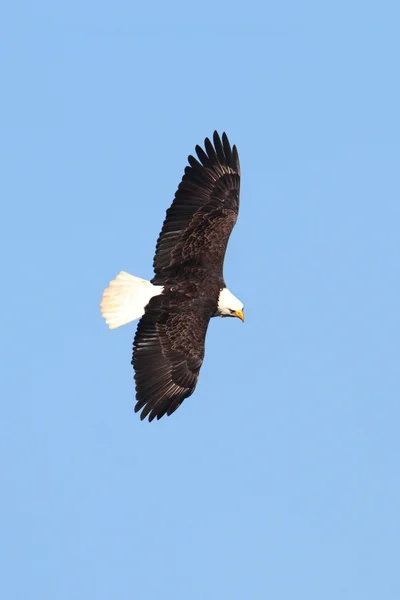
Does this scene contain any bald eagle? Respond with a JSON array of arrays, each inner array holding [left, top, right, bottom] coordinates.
[[101, 131, 243, 421]]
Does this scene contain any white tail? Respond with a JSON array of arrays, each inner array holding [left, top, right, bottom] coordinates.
[[100, 271, 163, 329]]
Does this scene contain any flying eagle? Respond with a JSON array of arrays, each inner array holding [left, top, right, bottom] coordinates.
[[100, 131, 243, 421]]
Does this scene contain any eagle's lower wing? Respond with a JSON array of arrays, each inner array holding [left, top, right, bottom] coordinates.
[[132, 293, 212, 421], [151, 131, 240, 284]]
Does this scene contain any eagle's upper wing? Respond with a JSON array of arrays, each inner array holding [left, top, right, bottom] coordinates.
[[151, 131, 240, 285], [132, 292, 214, 421]]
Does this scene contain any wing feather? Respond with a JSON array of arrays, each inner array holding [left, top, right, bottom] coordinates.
[[152, 131, 240, 284], [132, 292, 212, 421]]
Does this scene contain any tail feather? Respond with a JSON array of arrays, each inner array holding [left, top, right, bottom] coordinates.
[[100, 271, 163, 329]]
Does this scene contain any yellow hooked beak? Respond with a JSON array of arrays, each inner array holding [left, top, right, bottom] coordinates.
[[235, 309, 245, 322]]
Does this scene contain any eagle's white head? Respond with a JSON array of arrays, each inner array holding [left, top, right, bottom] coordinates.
[[216, 287, 244, 322]]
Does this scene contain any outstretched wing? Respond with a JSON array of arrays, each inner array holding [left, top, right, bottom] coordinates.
[[132, 292, 214, 421], [152, 131, 240, 284]]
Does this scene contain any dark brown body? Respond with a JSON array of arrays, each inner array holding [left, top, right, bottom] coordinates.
[[132, 132, 241, 421]]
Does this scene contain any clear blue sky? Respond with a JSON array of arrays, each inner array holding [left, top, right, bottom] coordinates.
[[1, 2, 400, 599]]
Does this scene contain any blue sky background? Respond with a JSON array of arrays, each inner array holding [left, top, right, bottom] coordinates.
[[1, 2, 400, 599]]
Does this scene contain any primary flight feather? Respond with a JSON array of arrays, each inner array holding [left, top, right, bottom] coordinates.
[[101, 131, 244, 421]]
